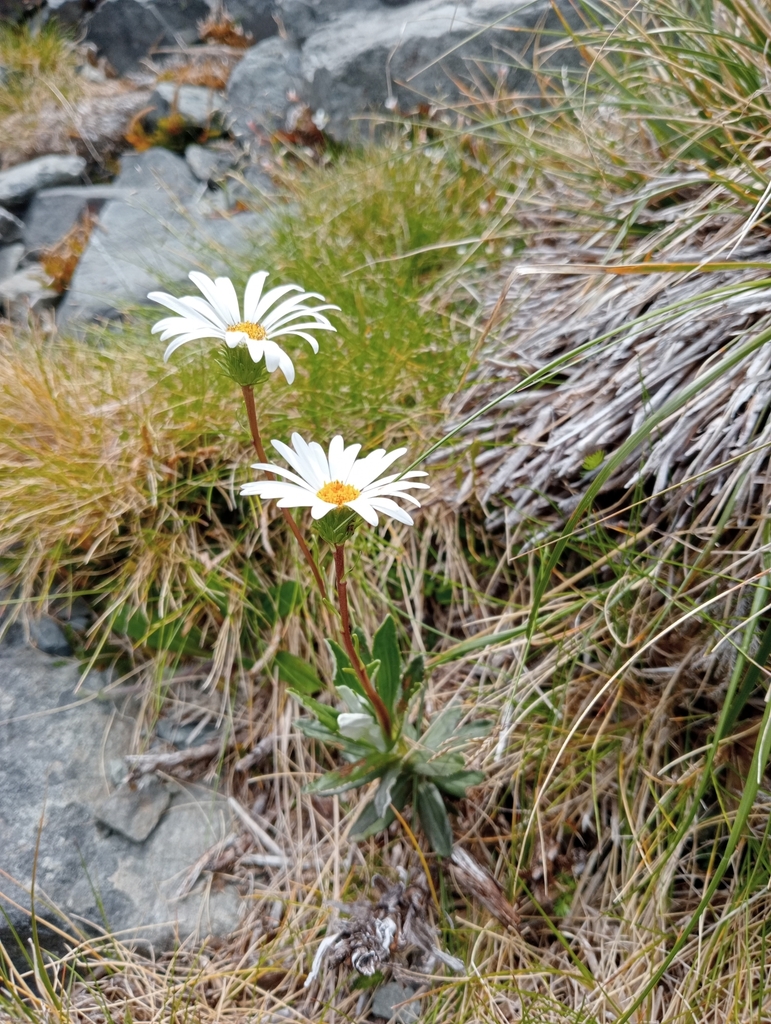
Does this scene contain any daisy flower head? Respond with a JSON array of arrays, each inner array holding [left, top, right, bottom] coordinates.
[[148, 270, 339, 386], [240, 433, 428, 542]]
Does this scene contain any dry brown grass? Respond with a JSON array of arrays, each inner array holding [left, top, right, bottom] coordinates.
[[40, 212, 96, 293], [0, 23, 153, 168], [0, 81, 152, 169]]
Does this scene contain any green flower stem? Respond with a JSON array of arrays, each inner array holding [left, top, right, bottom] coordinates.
[[241, 384, 327, 599], [333, 543, 392, 740]]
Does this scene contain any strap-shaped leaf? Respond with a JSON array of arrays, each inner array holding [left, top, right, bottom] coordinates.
[[288, 689, 339, 732], [307, 752, 396, 796], [294, 718, 371, 758], [401, 655, 424, 705], [350, 773, 410, 841], [372, 616, 401, 716], [421, 707, 464, 750], [374, 766, 402, 817], [416, 780, 453, 857], [411, 751, 466, 778], [275, 651, 323, 695], [434, 770, 485, 798]]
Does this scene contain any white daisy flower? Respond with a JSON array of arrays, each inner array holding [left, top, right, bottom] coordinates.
[[148, 270, 339, 384], [240, 432, 429, 526]]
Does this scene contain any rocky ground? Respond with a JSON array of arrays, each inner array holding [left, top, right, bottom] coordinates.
[[0, 0, 568, 972], [0, 0, 561, 324]]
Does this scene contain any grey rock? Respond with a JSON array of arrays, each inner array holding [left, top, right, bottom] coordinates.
[[276, 0, 380, 43], [30, 617, 72, 656], [85, 0, 211, 75], [0, 266, 58, 321], [148, 82, 226, 129], [95, 777, 171, 843], [3, 615, 72, 657], [0, 243, 23, 283], [301, 0, 570, 142], [185, 143, 236, 183], [0, 647, 241, 949], [226, 36, 302, 140], [0, 208, 22, 244], [219, 0, 276, 42], [0, 155, 86, 207], [51, 595, 94, 633], [114, 145, 199, 194], [58, 147, 263, 327], [0, 0, 39, 22], [371, 982, 422, 1023], [45, 0, 94, 26], [222, 161, 275, 206], [23, 186, 129, 255]]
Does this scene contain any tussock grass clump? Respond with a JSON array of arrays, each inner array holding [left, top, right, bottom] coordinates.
[[0, 21, 81, 122]]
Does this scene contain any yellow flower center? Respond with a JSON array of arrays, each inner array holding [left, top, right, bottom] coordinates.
[[316, 480, 361, 506], [227, 321, 267, 340]]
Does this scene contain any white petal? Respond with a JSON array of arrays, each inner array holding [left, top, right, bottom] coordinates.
[[263, 341, 282, 373], [247, 463, 311, 487], [178, 294, 231, 327], [268, 330, 321, 353], [338, 441, 363, 484], [291, 434, 328, 489], [363, 482, 428, 500], [243, 270, 269, 321], [311, 500, 335, 520], [252, 284, 303, 324], [368, 498, 415, 525], [307, 439, 332, 483], [268, 320, 337, 334], [350, 448, 408, 490], [277, 347, 296, 384], [367, 470, 428, 486], [346, 497, 379, 526], [214, 276, 241, 322], [241, 482, 316, 505], [259, 291, 326, 328], [154, 316, 220, 341], [148, 291, 223, 329], [327, 435, 345, 479], [345, 449, 387, 488], [245, 337, 266, 363], [276, 492, 316, 508], [162, 328, 224, 361], [366, 489, 422, 507], [189, 271, 236, 325], [271, 438, 317, 487], [265, 306, 339, 331]]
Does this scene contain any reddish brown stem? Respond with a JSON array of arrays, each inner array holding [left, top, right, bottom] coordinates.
[[334, 544, 392, 740], [241, 385, 327, 599]]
